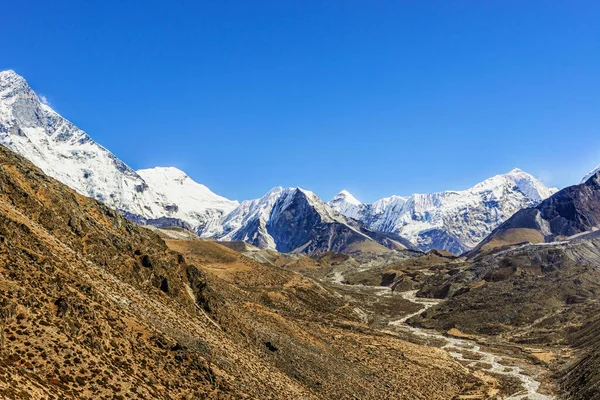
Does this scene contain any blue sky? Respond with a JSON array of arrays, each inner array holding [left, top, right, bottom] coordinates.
[[2, 1, 599, 202]]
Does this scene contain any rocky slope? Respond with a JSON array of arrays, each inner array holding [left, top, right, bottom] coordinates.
[[329, 169, 557, 254], [0, 143, 496, 399], [560, 312, 600, 400], [407, 229, 600, 399], [476, 169, 600, 252], [412, 235, 600, 341], [0, 70, 238, 234]]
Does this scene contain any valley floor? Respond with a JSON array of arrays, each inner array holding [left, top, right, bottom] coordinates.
[[333, 284, 557, 399], [167, 239, 563, 399]]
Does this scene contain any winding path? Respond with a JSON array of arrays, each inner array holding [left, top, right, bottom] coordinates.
[[390, 290, 554, 400]]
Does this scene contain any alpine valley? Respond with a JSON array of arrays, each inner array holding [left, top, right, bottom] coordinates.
[[2, 70, 600, 400]]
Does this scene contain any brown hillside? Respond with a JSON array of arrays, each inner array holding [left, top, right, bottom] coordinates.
[[0, 144, 493, 399]]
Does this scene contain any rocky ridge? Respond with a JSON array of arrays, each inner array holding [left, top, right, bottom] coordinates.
[[212, 186, 415, 254]]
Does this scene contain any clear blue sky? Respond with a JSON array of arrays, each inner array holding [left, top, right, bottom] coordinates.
[[2, 1, 599, 202]]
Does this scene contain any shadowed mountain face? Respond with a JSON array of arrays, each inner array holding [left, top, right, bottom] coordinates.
[[265, 189, 416, 254], [0, 144, 487, 399], [476, 172, 600, 252]]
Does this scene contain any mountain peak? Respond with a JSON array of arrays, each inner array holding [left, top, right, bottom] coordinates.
[[0, 69, 29, 92], [0, 70, 238, 235], [332, 190, 361, 206], [469, 168, 556, 203], [329, 168, 557, 254], [0, 69, 20, 78], [0, 69, 19, 77], [507, 167, 525, 175]]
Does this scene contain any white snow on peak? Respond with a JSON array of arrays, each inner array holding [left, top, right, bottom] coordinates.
[[328, 190, 362, 220], [137, 167, 238, 231], [329, 169, 557, 254], [0, 70, 24, 87], [471, 168, 558, 203], [582, 165, 600, 184], [139, 166, 188, 179], [337, 190, 362, 205], [0, 70, 236, 233], [210, 186, 354, 249]]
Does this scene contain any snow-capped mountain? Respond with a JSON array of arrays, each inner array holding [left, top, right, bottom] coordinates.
[[478, 168, 600, 252], [211, 186, 414, 254], [135, 167, 238, 232], [328, 190, 363, 220], [0, 70, 236, 231], [328, 169, 558, 254], [0, 70, 407, 254], [0, 70, 562, 255]]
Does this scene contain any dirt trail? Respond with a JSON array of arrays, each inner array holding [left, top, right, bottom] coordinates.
[[389, 290, 554, 400]]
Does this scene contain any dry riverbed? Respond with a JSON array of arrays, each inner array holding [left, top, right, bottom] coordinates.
[[324, 278, 558, 399]]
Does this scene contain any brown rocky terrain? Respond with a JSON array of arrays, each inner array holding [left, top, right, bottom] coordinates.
[[0, 144, 506, 399], [404, 236, 600, 399], [404, 170, 600, 399], [413, 237, 600, 341], [227, 245, 563, 398]]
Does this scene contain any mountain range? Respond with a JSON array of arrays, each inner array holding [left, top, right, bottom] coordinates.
[[0, 141, 486, 399], [328, 170, 557, 254], [0, 69, 569, 254]]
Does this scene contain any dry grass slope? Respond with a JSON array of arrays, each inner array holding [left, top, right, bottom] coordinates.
[[0, 144, 496, 399]]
